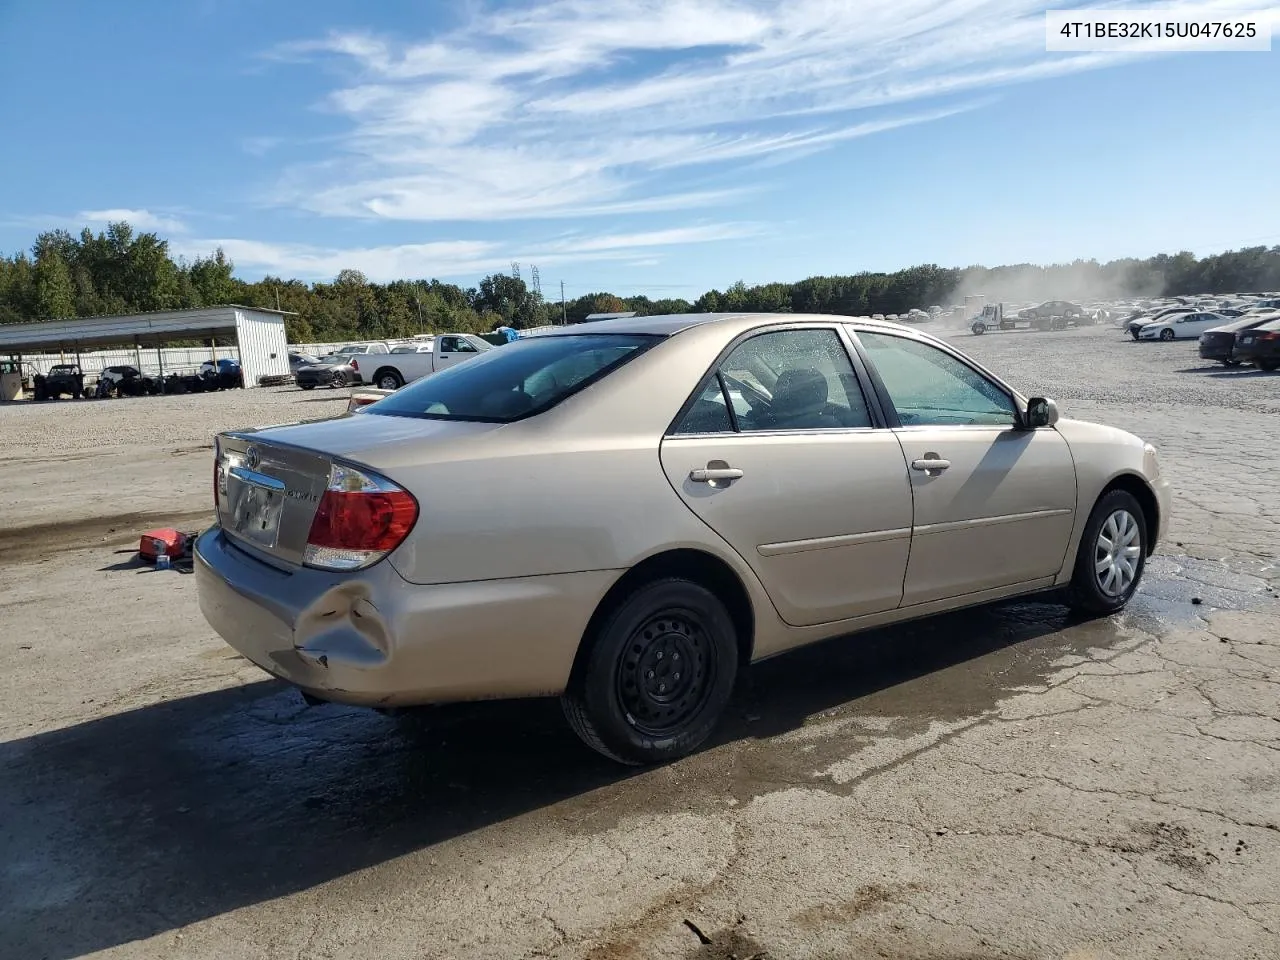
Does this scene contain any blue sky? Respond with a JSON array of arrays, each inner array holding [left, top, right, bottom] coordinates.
[[1, 0, 1278, 297]]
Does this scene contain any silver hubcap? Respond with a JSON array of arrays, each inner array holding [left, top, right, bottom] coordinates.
[[1095, 509, 1142, 597]]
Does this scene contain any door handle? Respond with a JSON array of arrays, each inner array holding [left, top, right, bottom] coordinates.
[[690, 466, 744, 483], [911, 458, 951, 472]]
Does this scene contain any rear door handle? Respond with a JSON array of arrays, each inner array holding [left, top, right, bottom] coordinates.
[[911, 458, 951, 472], [690, 467, 744, 482]]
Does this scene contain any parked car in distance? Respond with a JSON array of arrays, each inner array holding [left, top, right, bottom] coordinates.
[[1129, 308, 1192, 339], [199, 358, 244, 389], [32, 363, 85, 400], [295, 354, 362, 390], [1232, 318, 1280, 371], [96, 365, 155, 398], [197, 313, 1170, 765], [1199, 316, 1276, 365], [333, 342, 394, 356], [289, 352, 320, 372], [1019, 300, 1086, 327], [352, 333, 493, 390], [1138, 311, 1228, 341]]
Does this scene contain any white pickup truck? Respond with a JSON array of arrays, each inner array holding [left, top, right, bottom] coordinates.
[[349, 334, 494, 390]]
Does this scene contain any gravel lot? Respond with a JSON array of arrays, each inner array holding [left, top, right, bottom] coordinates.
[[1, 323, 1278, 960]]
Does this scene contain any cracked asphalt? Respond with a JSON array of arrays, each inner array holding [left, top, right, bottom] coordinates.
[[1, 323, 1278, 960]]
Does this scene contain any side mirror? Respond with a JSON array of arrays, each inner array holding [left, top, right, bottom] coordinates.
[[1024, 397, 1059, 428]]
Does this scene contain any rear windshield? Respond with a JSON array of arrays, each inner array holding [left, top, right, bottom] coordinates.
[[368, 333, 659, 423]]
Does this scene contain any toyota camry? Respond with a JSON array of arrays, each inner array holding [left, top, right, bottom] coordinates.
[[197, 314, 1170, 765]]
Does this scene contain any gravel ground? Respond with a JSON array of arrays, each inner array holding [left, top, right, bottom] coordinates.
[[0, 384, 351, 457], [1, 323, 1278, 960]]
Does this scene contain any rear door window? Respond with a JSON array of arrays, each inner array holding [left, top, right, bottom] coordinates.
[[672, 328, 872, 434]]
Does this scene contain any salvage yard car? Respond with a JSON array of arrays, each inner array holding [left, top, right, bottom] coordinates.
[[197, 313, 1171, 765], [1232, 318, 1280, 371], [352, 333, 494, 390], [1198, 316, 1276, 366], [295, 354, 362, 390], [32, 363, 85, 400], [1137, 311, 1228, 341]]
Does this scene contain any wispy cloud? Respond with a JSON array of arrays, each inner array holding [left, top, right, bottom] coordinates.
[[260, 0, 1276, 223], [80, 208, 188, 233], [176, 222, 761, 281], [240, 136, 285, 157]]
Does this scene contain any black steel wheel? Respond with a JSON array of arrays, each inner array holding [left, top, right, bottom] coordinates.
[[562, 578, 739, 765], [615, 611, 716, 739]]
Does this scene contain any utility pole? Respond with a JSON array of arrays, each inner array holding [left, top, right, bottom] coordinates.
[[560, 281, 567, 325]]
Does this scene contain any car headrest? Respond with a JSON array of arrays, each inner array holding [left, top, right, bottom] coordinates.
[[771, 367, 828, 413]]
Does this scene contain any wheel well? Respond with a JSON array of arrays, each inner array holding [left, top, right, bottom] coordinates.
[[569, 549, 756, 690], [1101, 474, 1160, 555], [371, 366, 400, 383]]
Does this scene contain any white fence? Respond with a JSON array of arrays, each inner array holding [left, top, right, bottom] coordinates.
[[19, 345, 241, 379]]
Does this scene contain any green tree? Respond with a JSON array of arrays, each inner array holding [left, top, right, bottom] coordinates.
[[34, 247, 75, 320], [188, 248, 237, 306], [566, 292, 627, 323]]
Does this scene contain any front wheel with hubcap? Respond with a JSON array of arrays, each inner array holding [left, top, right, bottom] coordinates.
[[562, 578, 739, 765], [1066, 490, 1147, 616]]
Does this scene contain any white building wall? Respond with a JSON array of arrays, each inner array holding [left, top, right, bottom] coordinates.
[[235, 309, 290, 386]]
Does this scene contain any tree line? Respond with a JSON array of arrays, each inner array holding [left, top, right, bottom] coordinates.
[[3, 221, 1279, 345]]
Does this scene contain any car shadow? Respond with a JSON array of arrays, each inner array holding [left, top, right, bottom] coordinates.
[[1, 596, 1099, 959], [1204, 368, 1275, 378]]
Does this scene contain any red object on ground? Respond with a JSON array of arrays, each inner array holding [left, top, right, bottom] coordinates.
[[139, 528, 190, 561]]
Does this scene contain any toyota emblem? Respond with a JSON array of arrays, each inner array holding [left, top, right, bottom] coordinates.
[[244, 446, 260, 470]]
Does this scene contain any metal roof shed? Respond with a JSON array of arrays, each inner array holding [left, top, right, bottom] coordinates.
[[0, 305, 293, 387]]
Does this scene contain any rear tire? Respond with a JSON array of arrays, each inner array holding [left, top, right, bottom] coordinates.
[[1258, 359, 1278, 372], [1065, 490, 1148, 617], [561, 578, 738, 765], [375, 369, 404, 390]]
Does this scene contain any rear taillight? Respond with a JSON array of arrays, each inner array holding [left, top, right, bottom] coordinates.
[[303, 463, 418, 570], [213, 439, 224, 507], [1259, 331, 1280, 341], [351, 359, 360, 371]]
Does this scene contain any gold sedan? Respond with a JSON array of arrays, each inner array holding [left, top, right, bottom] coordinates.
[[196, 314, 1170, 764]]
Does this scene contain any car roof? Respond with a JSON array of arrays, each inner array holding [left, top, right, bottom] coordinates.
[[532, 312, 915, 338]]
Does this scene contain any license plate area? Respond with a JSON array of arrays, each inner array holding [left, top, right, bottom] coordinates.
[[228, 467, 286, 549]]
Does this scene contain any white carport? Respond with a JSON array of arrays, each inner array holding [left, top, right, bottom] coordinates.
[[0, 305, 293, 387]]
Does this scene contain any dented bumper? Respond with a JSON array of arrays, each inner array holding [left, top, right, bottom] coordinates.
[[194, 526, 614, 706]]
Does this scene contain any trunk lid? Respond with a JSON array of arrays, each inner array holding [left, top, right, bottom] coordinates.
[[215, 413, 506, 568]]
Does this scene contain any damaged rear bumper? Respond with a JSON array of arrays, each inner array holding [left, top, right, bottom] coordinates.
[[194, 527, 613, 706]]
